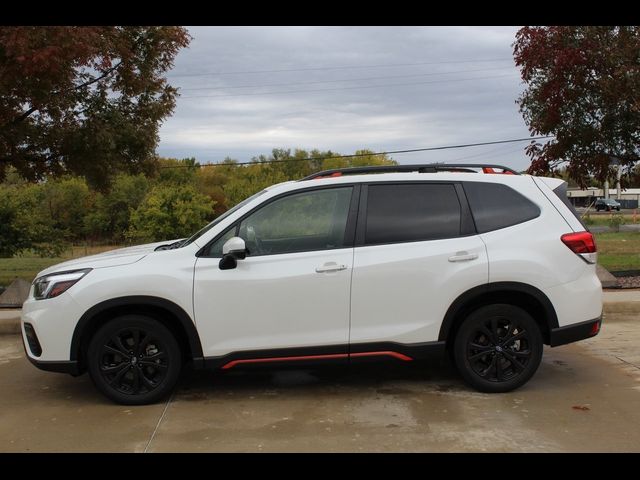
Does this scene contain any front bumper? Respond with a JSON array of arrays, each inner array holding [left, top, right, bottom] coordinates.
[[20, 332, 81, 375], [549, 315, 602, 347]]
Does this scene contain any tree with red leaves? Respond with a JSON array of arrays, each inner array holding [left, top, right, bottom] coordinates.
[[0, 27, 190, 188], [514, 26, 640, 186]]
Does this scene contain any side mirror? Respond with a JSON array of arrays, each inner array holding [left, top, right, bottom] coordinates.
[[222, 237, 247, 259], [219, 237, 247, 270]]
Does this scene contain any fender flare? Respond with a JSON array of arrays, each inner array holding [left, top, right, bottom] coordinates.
[[70, 295, 204, 363], [438, 282, 559, 342]]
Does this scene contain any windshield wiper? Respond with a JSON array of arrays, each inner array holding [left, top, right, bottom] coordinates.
[[154, 239, 186, 251]]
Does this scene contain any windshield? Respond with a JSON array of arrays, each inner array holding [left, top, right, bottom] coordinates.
[[181, 189, 267, 247]]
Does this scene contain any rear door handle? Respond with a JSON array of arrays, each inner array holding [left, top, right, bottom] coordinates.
[[448, 252, 479, 262], [315, 263, 348, 273]]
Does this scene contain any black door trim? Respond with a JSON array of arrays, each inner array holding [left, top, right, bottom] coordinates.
[[202, 340, 446, 370]]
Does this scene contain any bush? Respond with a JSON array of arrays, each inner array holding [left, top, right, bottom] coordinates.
[[0, 185, 66, 257], [608, 212, 626, 232], [127, 184, 215, 242]]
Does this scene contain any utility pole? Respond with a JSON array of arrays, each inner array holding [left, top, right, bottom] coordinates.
[[607, 155, 623, 201]]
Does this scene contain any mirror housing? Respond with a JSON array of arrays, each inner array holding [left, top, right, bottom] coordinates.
[[219, 237, 247, 270], [222, 237, 247, 259]]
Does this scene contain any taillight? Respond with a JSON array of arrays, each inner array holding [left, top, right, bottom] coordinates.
[[561, 231, 597, 264]]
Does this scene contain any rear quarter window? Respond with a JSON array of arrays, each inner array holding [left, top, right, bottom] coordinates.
[[463, 182, 541, 233]]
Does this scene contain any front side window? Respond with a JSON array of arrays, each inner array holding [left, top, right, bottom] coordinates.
[[206, 227, 237, 257], [235, 187, 353, 256], [365, 183, 462, 245]]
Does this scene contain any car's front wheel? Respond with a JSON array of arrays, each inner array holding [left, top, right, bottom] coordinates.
[[87, 315, 182, 405], [453, 304, 543, 393]]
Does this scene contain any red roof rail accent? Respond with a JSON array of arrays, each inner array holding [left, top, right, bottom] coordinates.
[[313, 172, 343, 180], [483, 167, 514, 175]]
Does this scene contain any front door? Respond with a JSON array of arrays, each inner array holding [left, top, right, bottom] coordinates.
[[193, 186, 357, 360]]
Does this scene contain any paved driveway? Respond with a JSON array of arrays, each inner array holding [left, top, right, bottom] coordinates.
[[1, 313, 639, 452]]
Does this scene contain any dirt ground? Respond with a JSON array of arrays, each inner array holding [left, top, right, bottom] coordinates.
[[1, 313, 639, 452]]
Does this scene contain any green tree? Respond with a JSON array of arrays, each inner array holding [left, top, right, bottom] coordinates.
[[156, 157, 199, 186], [0, 26, 191, 188], [0, 184, 65, 257], [84, 173, 149, 241], [127, 184, 214, 242], [514, 26, 640, 185], [321, 149, 396, 170], [40, 176, 92, 241]]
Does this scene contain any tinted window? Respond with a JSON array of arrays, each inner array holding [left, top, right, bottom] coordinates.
[[238, 187, 353, 256], [552, 182, 587, 229], [365, 183, 461, 245], [464, 182, 540, 233]]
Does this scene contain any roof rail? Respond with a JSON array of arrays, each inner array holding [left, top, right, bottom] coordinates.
[[301, 163, 520, 180]]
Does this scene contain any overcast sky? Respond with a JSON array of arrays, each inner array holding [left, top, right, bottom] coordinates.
[[158, 26, 536, 170]]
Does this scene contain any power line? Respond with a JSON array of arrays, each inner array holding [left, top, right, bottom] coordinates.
[[158, 136, 553, 169], [178, 66, 515, 92], [168, 58, 513, 78], [447, 143, 530, 163], [179, 73, 517, 99]]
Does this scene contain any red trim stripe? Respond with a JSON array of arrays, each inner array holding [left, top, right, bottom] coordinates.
[[220, 350, 413, 370], [350, 351, 413, 362], [221, 353, 347, 370]]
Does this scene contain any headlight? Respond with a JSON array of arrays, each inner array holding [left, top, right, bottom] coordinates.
[[33, 269, 92, 300]]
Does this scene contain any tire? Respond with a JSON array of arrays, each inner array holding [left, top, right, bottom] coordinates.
[[87, 315, 182, 405], [453, 304, 543, 393]]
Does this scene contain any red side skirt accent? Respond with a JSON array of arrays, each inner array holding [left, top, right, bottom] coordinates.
[[350, 351, 413, 362], [220, 351, 413, 370]]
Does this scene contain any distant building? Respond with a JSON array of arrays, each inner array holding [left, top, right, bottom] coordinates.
[[567, 188, 640, 208]]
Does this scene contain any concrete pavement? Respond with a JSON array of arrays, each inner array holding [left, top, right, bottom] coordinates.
[[0, 310, 639, 452]]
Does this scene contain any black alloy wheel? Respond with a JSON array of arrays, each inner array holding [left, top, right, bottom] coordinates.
[[87, 315, 182, 405], [453, 304, 543, 393]]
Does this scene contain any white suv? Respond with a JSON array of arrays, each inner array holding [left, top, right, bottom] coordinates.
[[21, 164, 603, 405]]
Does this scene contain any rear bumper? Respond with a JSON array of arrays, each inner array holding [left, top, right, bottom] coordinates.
[[549, 315, 602, 347]]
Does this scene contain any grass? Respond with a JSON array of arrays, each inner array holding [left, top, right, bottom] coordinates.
[[594, 232, 640, 272], [0, 245, 122, 287], [1, 231, 639, 287], [582, 213, 639, 226]]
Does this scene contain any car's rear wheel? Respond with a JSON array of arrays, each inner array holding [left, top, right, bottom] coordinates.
[[453, 304, 543, 393], [87, 315, 182, 405]]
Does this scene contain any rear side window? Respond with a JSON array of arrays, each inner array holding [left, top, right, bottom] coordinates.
[[365, 183, 461, 245], [463, 182, 540, 233], [552, 181, 587, 229]]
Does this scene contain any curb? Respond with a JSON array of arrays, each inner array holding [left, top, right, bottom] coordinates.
[[603, 302, 640, 316], [0, 316, 21, 335]]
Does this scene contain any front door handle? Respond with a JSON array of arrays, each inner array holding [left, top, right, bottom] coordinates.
[[448, 252, 479, 262], [315, 262, 348, 273]]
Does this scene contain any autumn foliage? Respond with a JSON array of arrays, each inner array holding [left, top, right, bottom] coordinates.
[[0, 26, 190, 188], [514, 26, 640, 186]]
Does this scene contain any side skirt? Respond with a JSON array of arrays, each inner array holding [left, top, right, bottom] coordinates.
[[201, 341, 446, 371]]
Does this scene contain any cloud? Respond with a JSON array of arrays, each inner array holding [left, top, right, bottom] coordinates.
[[158, 26, 534, 170]]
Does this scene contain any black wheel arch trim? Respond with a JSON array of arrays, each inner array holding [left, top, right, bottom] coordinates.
[[70, 296, 204, 367], [438, 282, 559, 343]]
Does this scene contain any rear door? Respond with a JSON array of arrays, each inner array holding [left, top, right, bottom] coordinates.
[[349, 182, 488, 347]]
